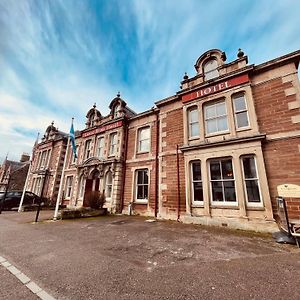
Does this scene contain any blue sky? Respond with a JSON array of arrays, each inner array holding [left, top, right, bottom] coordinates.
[[0, 0, 300, 162]]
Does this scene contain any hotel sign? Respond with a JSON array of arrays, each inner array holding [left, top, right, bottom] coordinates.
[[82, 120, 123, 138], [182, 74, 249, 103]]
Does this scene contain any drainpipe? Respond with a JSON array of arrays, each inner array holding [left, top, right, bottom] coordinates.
[[154, 110, 159, 218], [120, 120, 128, 213], [176, 144, 181, 221]]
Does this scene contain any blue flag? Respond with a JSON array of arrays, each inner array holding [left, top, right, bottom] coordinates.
[[70, 123, 77, 159]]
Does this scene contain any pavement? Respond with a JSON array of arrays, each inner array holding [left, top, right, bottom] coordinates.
[[0, 210, 299, 300]]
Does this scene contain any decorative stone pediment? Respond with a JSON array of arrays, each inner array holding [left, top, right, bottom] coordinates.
[[81, 156, 102, 167]]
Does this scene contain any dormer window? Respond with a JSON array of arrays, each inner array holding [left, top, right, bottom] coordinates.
[[203, 59, 219, 80], [114, 104, 120, 118]]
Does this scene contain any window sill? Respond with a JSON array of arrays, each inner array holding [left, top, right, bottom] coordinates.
[[210, 204, 239, 209], [246, 205, 264, 211], [236, 126, 251, 132], [191, 203, 204, 208], [134, 200, 148, 205], [205, 130, 230, 138], [136, 151, 150, 155]]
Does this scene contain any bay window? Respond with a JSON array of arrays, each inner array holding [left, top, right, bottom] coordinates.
[[209, 158, 236, 203], [191, 161, 203, 203], [242, 156, 261, 205]]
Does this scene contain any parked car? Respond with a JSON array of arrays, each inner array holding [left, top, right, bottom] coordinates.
[[0, 191, 42, 210]]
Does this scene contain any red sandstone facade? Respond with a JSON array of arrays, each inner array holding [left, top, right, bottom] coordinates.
[[26, 49, 300, 232]]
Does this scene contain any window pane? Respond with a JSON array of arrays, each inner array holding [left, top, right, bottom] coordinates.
[[140, 140, 150, 152], [224, 181, 236, 202], [216, 102, 226, 116], [137, 186, 144, 199], [234, 96, 246, 111], [205, 106, 215, 119], [106, 185, 112, 198], [206, 70, 219, 80], [246, 180, 260, 202], [140, 128, 150, 139], [143, 185, 148, 199], [221, 160, 234, 179], [193, 182, 203, 202], [236, 112, 249, 128], [192, 162, 201, 181], [144, 170, 148, 184], [106, 172, 112, 185], [206, 119, 217, 134], [189, 109, 198, 122], [137, 171, 144, 184], [217, 116, 228, 131], [210, 161, 221, 180], [211, 181, 223, 201], [243, 157, 257, 179], [190, 123, 200, 137]]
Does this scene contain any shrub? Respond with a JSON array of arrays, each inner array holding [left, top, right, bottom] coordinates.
[[85, 191, 105, 209]]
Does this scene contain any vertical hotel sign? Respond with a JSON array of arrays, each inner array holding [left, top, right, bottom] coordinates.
[[181, 74, 249, 103]]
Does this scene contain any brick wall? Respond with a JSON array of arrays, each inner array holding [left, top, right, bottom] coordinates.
[[252, 78, 300, 134], [253, 71, 300, 220], [262, 138, 300, 219], [160, 107, 186, 216]]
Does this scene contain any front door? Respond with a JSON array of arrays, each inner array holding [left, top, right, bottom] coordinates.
[[83, 179, 93, 207]]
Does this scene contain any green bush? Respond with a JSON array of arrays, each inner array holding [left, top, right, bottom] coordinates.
[[85, 191, 105, 209]]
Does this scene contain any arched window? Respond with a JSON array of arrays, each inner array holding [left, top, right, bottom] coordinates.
[[114, 104, 120, 118], [105, 171, 113, 199], [203, 59, 219, 80]]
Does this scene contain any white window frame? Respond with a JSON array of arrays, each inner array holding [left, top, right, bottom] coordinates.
[[241, 155, 263, 207], [105, 171, 113, 199], [96, 137, 105, 159], [188, 107, 200, 139], [137, 127, 150, 153], [233, 93, 250, 130], [204, 100, 228, 135], [78, 176, 85, 200], [33, 177, 42, 196], [209, 158, 237, 206], [65, 176, 73, 199], [190, 161, 203, 204], [109, 133, 117, 156], [203, 59, 219, 80], [135, 169, 149, 203], [40, 150, 47, 170], [84, 139, 92, 160], [114, 104, 120, 118], [71, 145, 78, 164]]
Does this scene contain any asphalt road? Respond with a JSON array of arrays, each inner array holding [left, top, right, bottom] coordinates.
[[0, 211, 299, 300]]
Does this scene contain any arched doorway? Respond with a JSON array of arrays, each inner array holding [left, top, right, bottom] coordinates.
[[83, 169, 100, 207]]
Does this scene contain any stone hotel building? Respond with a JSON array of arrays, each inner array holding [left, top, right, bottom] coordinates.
[[25, 48, 300, 232]]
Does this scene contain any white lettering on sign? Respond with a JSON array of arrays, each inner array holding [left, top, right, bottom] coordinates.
[[82, 120, 123, 138]]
